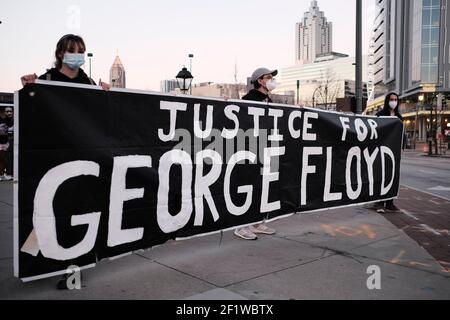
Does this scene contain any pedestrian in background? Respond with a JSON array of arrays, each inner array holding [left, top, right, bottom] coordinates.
[[234, 67, 278, 240], [0, 107, 12, 180], [372, 92, 403, 213], [4, 107, 13, 180]]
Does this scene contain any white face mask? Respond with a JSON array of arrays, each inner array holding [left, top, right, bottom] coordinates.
[[389, 101, 398, 110], [265, 79, 277, 92], [63, 53, 85, 69]]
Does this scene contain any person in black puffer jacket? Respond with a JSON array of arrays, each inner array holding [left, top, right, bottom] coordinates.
[[372, 92, 403, 214], [20, 34, 111, 290]]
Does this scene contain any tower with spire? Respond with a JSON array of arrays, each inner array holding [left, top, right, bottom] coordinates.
[[110, 55, 126, 88], [295, 0, 332, 65]]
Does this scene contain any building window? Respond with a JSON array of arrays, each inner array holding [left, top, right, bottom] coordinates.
[[420, 0, 440, 83]]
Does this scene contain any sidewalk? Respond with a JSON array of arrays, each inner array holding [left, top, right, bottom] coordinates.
[[405, 143, 450, 159], [1, 181, 449, 300]]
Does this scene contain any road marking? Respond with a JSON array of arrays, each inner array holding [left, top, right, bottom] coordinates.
[[410, 261, 430, 267], [428, 186, 450, 192], [402, 210, 419, 221], [426, 211, 442, 215], [420, 224, 441, 236], [401, 184, 450, 201], [390, 250, 406, 264], [419, 170, 437, 175]]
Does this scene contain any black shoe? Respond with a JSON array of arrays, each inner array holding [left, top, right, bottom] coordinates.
[[385, 204, 401, 212]]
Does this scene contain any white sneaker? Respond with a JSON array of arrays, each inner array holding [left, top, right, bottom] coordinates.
[[3, 175, 12, 181], [249, 224, 276, 235], [234, 227, 258, 240]]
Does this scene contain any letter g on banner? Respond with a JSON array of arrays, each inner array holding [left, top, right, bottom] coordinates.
[[33, 161, 101, 261]]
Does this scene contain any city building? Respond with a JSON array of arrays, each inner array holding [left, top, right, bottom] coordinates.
[[365, 0, 450, 147], [0, 92, 13, 108], [275, 54, 369, 108], [336, 80, 369, 112], [110, 55, 126, 88], [295, 0, 333, 65], [191, 82, 248, 100], [160, 79, 178, 93]]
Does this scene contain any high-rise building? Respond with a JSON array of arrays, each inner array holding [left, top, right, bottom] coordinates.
[[366, 0, 450, 144], [295, 0, 333, 65], [371, 0, 396, 97], [110, 55, 126, 88], [160, 79, 178, 93]]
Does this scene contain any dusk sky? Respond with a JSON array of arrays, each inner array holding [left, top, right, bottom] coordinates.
[[1, 0, 375, 92]]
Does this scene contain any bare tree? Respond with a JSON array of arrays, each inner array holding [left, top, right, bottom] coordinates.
[[314, 68, 342, 110]]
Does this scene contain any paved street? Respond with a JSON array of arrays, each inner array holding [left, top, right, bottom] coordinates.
[[400, 150, 450, 200], [0, 151, 450, 299]]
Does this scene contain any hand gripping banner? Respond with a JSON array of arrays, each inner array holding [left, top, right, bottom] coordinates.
[[14, 81, 403, 280]]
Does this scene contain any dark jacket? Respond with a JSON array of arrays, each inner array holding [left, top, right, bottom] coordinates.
[[38, 68, 96, 85], [242, 89, 272, 103], [376, 92, 403, 121], [0, 116, 12, 144]]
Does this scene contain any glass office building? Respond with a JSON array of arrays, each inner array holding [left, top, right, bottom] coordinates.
[[366, 0, 450, 145]]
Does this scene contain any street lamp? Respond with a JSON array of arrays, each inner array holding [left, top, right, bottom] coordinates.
[[87, 53, 93, 78], [312, 86, 322, 108], [412, 94, 425, 150], [176, 67, 193, 95]]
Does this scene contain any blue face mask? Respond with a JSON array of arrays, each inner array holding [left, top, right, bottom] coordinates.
[[62, 53, 85, 69]]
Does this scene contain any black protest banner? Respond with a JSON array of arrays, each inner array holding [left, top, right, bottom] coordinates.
[[14, 82, 403, 280]]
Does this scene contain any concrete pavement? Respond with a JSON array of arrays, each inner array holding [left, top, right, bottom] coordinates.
[[1, 180, 450, 300]]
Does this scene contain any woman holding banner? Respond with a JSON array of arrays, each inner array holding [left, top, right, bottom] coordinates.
[[20, 34, 110, 289], [372, 92, 403, 214]]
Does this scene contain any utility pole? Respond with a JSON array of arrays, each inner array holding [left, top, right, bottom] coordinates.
[[355, 0, 363, 114], [234, 59, 240, 99], [189, 54, 194, 95], [429, 101, 433, 156], [87, 53, 93, 79], [436, 93, 443, 154]]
